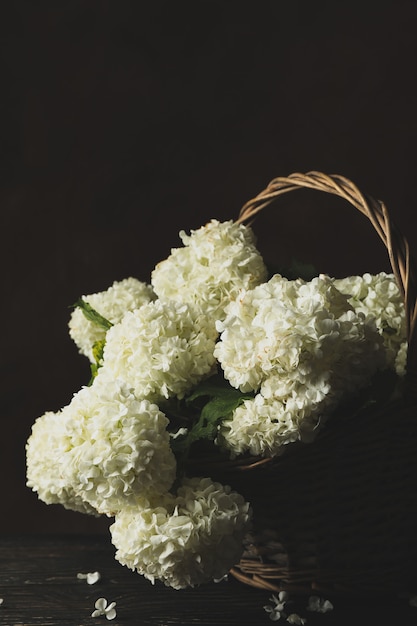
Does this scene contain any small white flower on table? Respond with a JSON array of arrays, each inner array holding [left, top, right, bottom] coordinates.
[[263, 591, 289, 620], [91, 597, 117, 620], [77, 571, 101, 584], [287, 614, 306, 625], [307, 595, 334, 613]]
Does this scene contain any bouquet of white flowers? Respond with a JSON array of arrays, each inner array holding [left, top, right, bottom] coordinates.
[[26, 172, 417, 595]]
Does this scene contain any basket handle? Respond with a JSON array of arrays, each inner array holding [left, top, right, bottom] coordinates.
[[236, 171, 417, 396]]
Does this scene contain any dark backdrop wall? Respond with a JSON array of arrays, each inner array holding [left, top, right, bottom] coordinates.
[[1, 1, 417, 533]]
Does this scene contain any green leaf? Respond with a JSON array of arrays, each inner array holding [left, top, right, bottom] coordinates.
[[185, 373, 243, 403], [72, 298, 113, 330], [196, 393, 250, 438], [171, 376, 253, 455], [201, 392, 251, 423], [88, 338, 106, 385]]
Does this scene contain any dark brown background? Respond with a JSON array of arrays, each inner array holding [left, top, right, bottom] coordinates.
[[1, 0, 417, 534]]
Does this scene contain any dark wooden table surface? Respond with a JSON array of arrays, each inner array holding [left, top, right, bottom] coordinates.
[[1, 535, 417, 626]]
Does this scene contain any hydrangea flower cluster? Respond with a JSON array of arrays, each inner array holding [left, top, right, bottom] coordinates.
[[215, 274, 386, 457], [151, 219, 268, 322], [110, 476, 251, 589], [26, 408, 98, 516], [26, 379, 176, 515], [334, 272, 407, 375], [95, 299, 217, 403], [69, 277, 155, 362], [26, 218, 407, 589]]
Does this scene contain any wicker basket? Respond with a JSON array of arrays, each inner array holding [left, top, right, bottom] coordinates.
[[190, 172, 417, 597]]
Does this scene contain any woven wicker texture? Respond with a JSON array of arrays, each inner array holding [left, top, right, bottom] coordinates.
[[194, 172, 417, 596]]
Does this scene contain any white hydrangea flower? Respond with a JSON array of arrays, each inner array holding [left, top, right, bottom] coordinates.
[[58, 380, 177, 515], [263, 591, 290, 621], [110, 476, 252, 589], [27, 380, 177, 516], [215, 274, 384, 393], [334, 272, 407, 375], [91, 597, 117, 620], [219, 384, 327, 458], [307, 595, 334, 613], [77, 571, 101, 584], [395, 341, 408, 377], [69, 277, 155, 362], [26, 410, 98, 516], [287, 614, 306, 625], [151, 219, 267, 322], [216, 274, 385, 457], [96, 299, 217, 402]]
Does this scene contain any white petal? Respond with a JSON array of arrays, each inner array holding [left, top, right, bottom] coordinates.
[[287, 614, 306, 625], [87, 571, 101, 584], [269, 612, 282, 621], [106, 607, 117, 620], [213, 574, 228, 583], [170, 427, 188, 439], [95, 597, 107, 611], [321, 600, 334, 612]]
